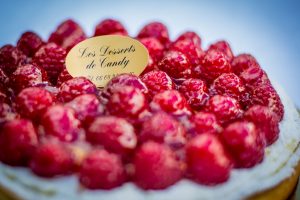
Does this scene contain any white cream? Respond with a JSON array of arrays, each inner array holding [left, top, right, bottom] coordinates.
[[1, 82, 300, 200]]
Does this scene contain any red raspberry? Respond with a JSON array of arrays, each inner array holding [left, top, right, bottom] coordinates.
[[66, 94, 103, 127], [141, 70, 175, 98], [208, 40, 234, 62], [231, 54, 260, 75], [0, 119, 38, 166], [187, 112, 222, 137], [101, 74, 148, 101], [170, 39, 203, 67], [252, 84, 284, 121], [49, 19, 86, 52], [158, 50, 192, 79], [106, 86, 147, 121], [17, 31, 44, 57], [221, 121, 265, 168], [139, 37, 164, 63], [239, 66, 270, 90], [204, 95, 242, 125], [141, 55, 158, 75], [58, 77, 97, 102], [11, 64, 48, 93], [150, 90, 190, 116], [79, 149, 126, 189], [40, 105, 82, 142], [0, 68, 9, 92], [179, 78, 209, 110], [186, 133, 232, 185], [0, 45, 27, 75], [94, 19, 128, 36], [33, 43, 66, 85], [57, 68, 73, 86], [200, 49, 232, 82], [140, 112, 186, 149], [15, 87, 54, 122], [209, 73, 245, 100], [174, 31, 201, 48], [244, 105, 280, 145], [87, 116, 136, 156], [133, 141, 183, 189], [137, 22, 170, 46], [30, 142, 74, 177]]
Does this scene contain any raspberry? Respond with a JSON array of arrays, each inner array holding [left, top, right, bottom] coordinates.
[[158, 50, 192, 79], [179, 78, 209, 110], [239, 66, 270, 90], [94, 19, 128, 36], [137, 22, 170, 46], [17, 31, 44, 57], [244, 105, 280, 145], [87, 116, 136, 156], [139, 37, 164, 63], [209, 73, 245, 100], [106, 86, 147, 121], [57, 68, 73, 86], [252, 84, 284, 121], [204, 95, 242, 125], [0, 45, 27, 75], [133, 141, 183, 189], [221, 121, 265, 168], [40, 105, 82, 142], [186, 133, 232, 185], [187, 112, 222, 137], [141, 55, 158, 75], [33, 43, 66, 85], [199, 49, 232, 82], [65, 94, 103, 127], [79, 149, 126, 189], [0, 68, 9, 92], [11, 64, 48, 94], [208, 40, 234, 62], [170, 39, 203, 66], [150, 90, 190, 116], [30, 142, 74, 177], [0, 119, 38, 166], [101, 74, 148, 103], [231, 54, 260, 75], [174, 31, 201, 48], [141, 70, 175, 98], [49, 19, 86, 52], [58, 77, 97, 102], [140, 112, 186, 149], [15, 87, 54, 122]]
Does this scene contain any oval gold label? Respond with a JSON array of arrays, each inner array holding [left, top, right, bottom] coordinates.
[[65, 35, 149, 87]]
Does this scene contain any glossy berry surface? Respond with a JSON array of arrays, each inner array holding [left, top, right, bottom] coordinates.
[[94, 19, 128, 36], [40, 105, 82, 142], [186, 133, 232, 185], [87, 116, 137, 156], [137, 22, 170, 46], [221, 121, 265, 168], [17, 31, 44, 57], [0, 45, 27, 75], [133, 142, 183, 189], [79, 149, 126, 189], [208, 40, 234, 62], [0, 119, 38, 166]]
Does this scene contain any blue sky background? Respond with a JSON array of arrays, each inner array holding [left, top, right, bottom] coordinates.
[[0, 0, 300, 107]]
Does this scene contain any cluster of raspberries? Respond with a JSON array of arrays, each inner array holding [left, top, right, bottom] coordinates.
[[0, 19, 284, 190]]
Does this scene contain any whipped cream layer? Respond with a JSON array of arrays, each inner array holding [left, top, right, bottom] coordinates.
[[1, 82, 300, 200]]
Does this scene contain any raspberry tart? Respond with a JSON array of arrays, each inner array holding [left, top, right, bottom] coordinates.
[[0, 19, 300, 200]]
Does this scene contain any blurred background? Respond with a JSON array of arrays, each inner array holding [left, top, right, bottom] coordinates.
[[0, 0, 300, 198], [0, 0, 299, 107]]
